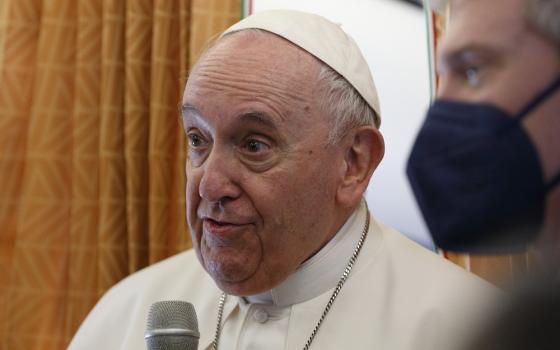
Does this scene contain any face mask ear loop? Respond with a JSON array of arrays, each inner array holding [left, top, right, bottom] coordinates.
[[516, 75, 560, 120], [545, 172, 560, 193], [518, 74, 560, 193]]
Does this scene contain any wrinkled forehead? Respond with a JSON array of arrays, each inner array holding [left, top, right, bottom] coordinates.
[[187, 30, 321, 91], [182, 31, 323, 130]]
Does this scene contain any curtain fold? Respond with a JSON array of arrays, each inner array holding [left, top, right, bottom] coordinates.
[[0, 0, 240, 349]]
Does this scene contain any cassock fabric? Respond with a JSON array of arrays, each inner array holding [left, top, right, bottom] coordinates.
[[69, 202, 497, 350]]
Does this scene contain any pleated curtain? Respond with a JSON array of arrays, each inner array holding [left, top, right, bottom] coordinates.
[[0, 0, 240, 349]]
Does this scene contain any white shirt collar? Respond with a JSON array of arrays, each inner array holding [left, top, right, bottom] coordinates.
[[243, 201, 367, 307]]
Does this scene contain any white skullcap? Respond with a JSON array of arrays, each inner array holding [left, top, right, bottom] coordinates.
[[222, 9, 381, 127]]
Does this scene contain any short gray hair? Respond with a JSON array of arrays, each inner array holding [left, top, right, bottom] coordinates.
[[218, 28, 379, 145], [316, 64, 379, 144], [430, 0, 560, 47], [527, 0, 560, 46]]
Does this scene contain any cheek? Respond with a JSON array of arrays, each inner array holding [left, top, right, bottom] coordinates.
[[185, 167, 202, 238], [259, 161, 336, 247], [186, 178, 197, 206], [185, 164, 200, 205]]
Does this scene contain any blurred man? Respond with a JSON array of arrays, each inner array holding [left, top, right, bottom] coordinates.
[[69, 10, 494, 350], [407, 0, 560, 267], [407, 1, 560, 348]]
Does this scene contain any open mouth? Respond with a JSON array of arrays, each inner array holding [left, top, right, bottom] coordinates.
[[203, 218, 246, 238], [206, 218, 226, 226]]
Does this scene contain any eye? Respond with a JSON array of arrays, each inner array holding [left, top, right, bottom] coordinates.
[[187, 131, 206, 148], [238, 138, 272, 160], [464, 66, 481, 87], [186, 130, 209, 167], [245, 139, 268, 153], [237, 135, 278, 172]]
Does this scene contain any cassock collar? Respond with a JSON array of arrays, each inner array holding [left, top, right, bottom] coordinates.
[[199, 201, 372, 349], [242, 200, 367, 307]]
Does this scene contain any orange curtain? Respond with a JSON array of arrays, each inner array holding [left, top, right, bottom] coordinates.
[[0, 0, 240, 349]]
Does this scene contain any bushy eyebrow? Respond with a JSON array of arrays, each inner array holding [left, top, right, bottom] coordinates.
[[238, 112, 278, 131], [180, 103, 278, 130], [438, 44, 500, 72], [180, 103, 198, 117]]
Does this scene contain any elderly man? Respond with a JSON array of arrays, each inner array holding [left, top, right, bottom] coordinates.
[[69, 10, 494, 350], [407, 0, 560, 264]]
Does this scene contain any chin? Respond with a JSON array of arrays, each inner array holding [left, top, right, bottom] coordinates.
[[216, 280, 267, 297], [212, 271, 259, 296], [213, 270, 287, 297]]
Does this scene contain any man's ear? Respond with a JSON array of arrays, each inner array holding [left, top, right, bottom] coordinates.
[[336, 126, 384, 207]]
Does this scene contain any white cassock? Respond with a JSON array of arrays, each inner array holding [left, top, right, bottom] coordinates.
[[69, 201, 497, 350]]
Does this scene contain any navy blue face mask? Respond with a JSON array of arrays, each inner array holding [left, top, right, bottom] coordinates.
[[407, 76, 560, 253]]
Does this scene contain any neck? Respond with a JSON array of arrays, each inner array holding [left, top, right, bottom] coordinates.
[[244, 201, 367, 307], [308, 204, 358, 261]]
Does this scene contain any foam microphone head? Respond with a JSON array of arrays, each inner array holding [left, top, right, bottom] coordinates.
[[145, 300, 200, 350]]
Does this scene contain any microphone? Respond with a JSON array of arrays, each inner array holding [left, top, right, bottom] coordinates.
[[145, 300, 200, 350]]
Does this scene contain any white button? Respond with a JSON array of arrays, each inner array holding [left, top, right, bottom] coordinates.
[[253, 309, 269, 323]]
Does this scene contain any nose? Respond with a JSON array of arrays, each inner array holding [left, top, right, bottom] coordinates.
[[436, 75, 454, 99], [198, 150, 242, 204], [437, 74, 471, 102]]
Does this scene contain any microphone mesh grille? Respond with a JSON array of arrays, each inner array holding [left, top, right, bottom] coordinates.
[[147, 300, 198, 332], [146, 336, 198, 350], [146, 301, 199, 350]]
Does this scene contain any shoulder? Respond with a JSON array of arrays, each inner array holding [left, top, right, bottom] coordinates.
[[68, 249, 221, 350], [357, 215, 500, 315], [95, 249, 215, 306], [110, 249, 209, 292], [344, 217, 500, 348], [372, 218, 494, 291]]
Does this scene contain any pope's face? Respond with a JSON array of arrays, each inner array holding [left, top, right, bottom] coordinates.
[[182, 32, 346, 296]]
